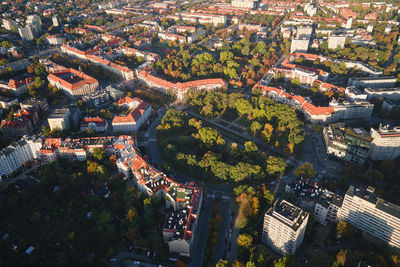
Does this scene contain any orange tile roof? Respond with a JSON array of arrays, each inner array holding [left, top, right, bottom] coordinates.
[[48, 68, 98, 91]]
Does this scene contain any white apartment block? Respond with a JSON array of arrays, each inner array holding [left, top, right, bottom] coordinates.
[[328, 34, 346, 49], [369, 126, 400, 160], [262, 199, 309, 255], [47, 108, 71, 131], [314, 191, 343, 225], [18, 26, 35, 41], [2, 19, 17, 31], [231, 0, 258, 9], [0, 135, 43, 177], [290, 39, 310, 54], [339, 186, 400, 248]]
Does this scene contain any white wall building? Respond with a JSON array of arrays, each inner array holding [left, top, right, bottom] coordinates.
[[369, 126, 400, 160], [339, 186, 400, 249], [314, 191, 343, 225], [0, 135, 43, 177], [262, 199, 309, 255]]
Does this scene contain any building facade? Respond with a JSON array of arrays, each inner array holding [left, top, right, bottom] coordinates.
[[339, 186, 400, 249], [262, 199, 309, 255], [369, 126, 400, 160], [314, 191, 343, 225]]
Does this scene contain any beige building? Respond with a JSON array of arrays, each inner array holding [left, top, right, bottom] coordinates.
[[339, 186, 400, 248], [262, 199, 309, 255], [369, 126, 400, 160], [47, 108, 71, 131]]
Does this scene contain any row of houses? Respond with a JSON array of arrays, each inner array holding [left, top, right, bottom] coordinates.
[[255, 84, 373, 124], [137, 70, 227, 101]]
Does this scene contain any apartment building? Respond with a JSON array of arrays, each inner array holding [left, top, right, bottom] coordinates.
[[364, 87, 400, 101], [323, 124, 372, 165], [8, 77, 34, 96], [0, 135, 43, 177], [112, 97, 152, 133], [231, 0, 258, 9], [262, 199, 309, 255], [328, 33, 347, 49], [369, 126, 400, 160], [138, 70, 226, 101], [80, 117, 108, 132], [314, 191, 343, 225], [47, 68, 99, 99], [47, 108, 71, 131], [348, 76, 397, 89], [339, 186, 400, 249]]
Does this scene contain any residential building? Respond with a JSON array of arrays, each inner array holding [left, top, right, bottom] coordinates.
[[385, 24, 392, 34], [46, 35, 65, 45], [80, 117, 108, 132], [0, 135, 43, 177], [314, 191, 343, 225], [0, 96, 18, 109], [48, 68, 99, 99], [231, 0, 258, 9], [365, 87, 400, 101], [328, 33, 347, 49], [26, 15, 41, 35], [18, 26, 35, 41], [47, 108, 71, 131], [323, 123, 372, 165], [304, 3, 317, 17], [2, 19, 17, 31], [329, 100, 374, 121], [340, 8, 357, 20], [105, 85, 124, 101], [8, 77, 34, 96], [369, 126, 400, 160], [20, 98, 48, 114], [345, 86, 368, 102], [138, 70, 226, 101], [348, 76, 397, 89], [1, 118, 33, 137], [367, 23, 374, 33], [262, 199, 309, 255], [285, 177, 323, 211], [339, 186, 400, 248], [52, 15, 60, 27], [82, 89, 111, 108], [112, 97, 152, 133]]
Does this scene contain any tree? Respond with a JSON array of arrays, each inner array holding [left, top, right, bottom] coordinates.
[[261, 123, 274, 143], [93, 148, 105, 161], [336, 221, 354, 240], [294, 162, 316, 178], [216, 259, 229, 267], [266, 156, 286, 176], [274, 254, 297, 267], [235, 99, 252, 116], [220, 51, 233, 63], [237, 234, 253, 249], [250, 121, 262, 136], [333, 249, 347, 267], [244, 141, 258, 154]]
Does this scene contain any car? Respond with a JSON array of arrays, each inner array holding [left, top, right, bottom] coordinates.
[[110, 258, 117, 262]]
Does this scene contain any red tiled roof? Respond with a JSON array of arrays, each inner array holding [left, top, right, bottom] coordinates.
[[48, 68, 98, 91]]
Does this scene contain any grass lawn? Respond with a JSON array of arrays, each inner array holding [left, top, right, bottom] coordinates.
[[235, 116, 252, 128]]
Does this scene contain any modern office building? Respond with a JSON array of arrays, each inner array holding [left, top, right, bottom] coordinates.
[[262, 199, 309, 255], [339, 186, 400, 248], [369, 126, 400, 160]]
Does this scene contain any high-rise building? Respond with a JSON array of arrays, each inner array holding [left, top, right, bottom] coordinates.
[[47, 108, 71, 131], [339, 186, 400, 249], [262, 199, 309, 255], [369, 126, 400, 160], [2, 19, 17, 31], [26, 15, 41, 35], [0, 135, 43, 177], [18, 26, 35, 41], [52, 15, 60, 27], [328, 33, 347, 49]]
